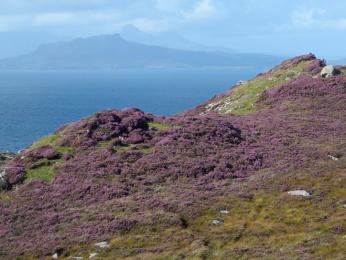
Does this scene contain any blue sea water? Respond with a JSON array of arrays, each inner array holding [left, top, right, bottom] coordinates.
[[0, 68, 258, 151]]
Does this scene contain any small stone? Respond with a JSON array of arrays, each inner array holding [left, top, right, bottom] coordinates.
[[89, 253, 97, 259], [287, 190, 311, 197], [94, 241, 110, 249], [220, 210, 230, 214], [328, 155, 339, 161], [52, 253, 58, 259], [72, 257, 83, 260], [212, 219, 222, 225]]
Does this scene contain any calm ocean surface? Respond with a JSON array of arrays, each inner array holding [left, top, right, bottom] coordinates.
[[0, 68, 258, 151]]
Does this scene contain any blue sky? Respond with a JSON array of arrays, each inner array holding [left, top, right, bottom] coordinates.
[[1, 0, 346, 58]]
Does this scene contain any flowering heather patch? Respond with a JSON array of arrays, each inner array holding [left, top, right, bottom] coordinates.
[[1, 55, 346, 258], [185, 54, 326, 116]]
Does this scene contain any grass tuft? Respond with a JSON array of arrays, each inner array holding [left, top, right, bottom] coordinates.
[[148, 121, 170, 130], [29, 134, 58, 150], [26, 165, 56, 182]]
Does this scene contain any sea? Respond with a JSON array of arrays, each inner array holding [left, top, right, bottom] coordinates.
[[0, 68, 258, 152]]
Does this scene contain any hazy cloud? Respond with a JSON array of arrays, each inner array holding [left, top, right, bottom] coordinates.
[[182, 0, 219, 20]]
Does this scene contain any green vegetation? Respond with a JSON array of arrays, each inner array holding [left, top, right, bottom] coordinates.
[[26, 165, 56, 182], [29, 134, 59, 150], [25, 158, 62, 182], [211, 60, 311, 115], [28, 133, 74, 155], [97, 140, 114, 148], [148, 121, 170, 130]]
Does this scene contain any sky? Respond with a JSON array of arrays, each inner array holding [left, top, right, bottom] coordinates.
[[0, 0, 346, 59]]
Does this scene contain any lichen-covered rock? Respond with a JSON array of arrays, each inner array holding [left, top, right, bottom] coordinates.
[[288, 190, 311, 197], [320, 65, 337, 78]]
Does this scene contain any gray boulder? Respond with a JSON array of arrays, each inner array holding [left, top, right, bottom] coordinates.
[[320, 65, 337, 78]]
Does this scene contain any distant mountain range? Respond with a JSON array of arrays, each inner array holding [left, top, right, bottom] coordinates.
[[0, 33, 283, 70]]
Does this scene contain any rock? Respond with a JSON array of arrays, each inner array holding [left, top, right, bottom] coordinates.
[[52, 253, 58, 259], [0, 171, 8, 190], [328, 153, 342, 161], [0, 152, 15, 169], [236, 80, 248, 86], [220, 209, 230, 214], [328, 155, 339, 161], [89, 253, 97, 259], [287, 190, 311, 197], [320, 65, 337, 78], [71, 257, 83, 260], [211, 219, 222, 225], [94, 241, 110, 249]]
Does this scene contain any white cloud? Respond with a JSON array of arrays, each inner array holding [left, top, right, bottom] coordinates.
[[291, 9, 327, 28], [33, 12, 79, 26], [182, 0, 218, 20], [291, 8, 346, 31]]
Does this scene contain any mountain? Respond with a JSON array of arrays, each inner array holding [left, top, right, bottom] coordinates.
[[0, 33, 281, 70], [120, 24, 235, 53], [1, 54, 346, 259]]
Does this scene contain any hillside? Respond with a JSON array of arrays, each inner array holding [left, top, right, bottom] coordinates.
[[0, 34, 281, 70], [1, 54, 346, 259]]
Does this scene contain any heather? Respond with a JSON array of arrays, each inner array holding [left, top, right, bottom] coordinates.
[[186, 53, 326, 116], [1, 55, 346, 259]]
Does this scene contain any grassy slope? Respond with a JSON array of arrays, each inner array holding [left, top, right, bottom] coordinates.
[[205, 60, 311, 115], [60, 158, 346, 260], [48, 58, 346, 259], [4, 57, 346, 259]]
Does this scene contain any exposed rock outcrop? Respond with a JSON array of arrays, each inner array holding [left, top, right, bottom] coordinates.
[[320, 65, 338, 78]]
